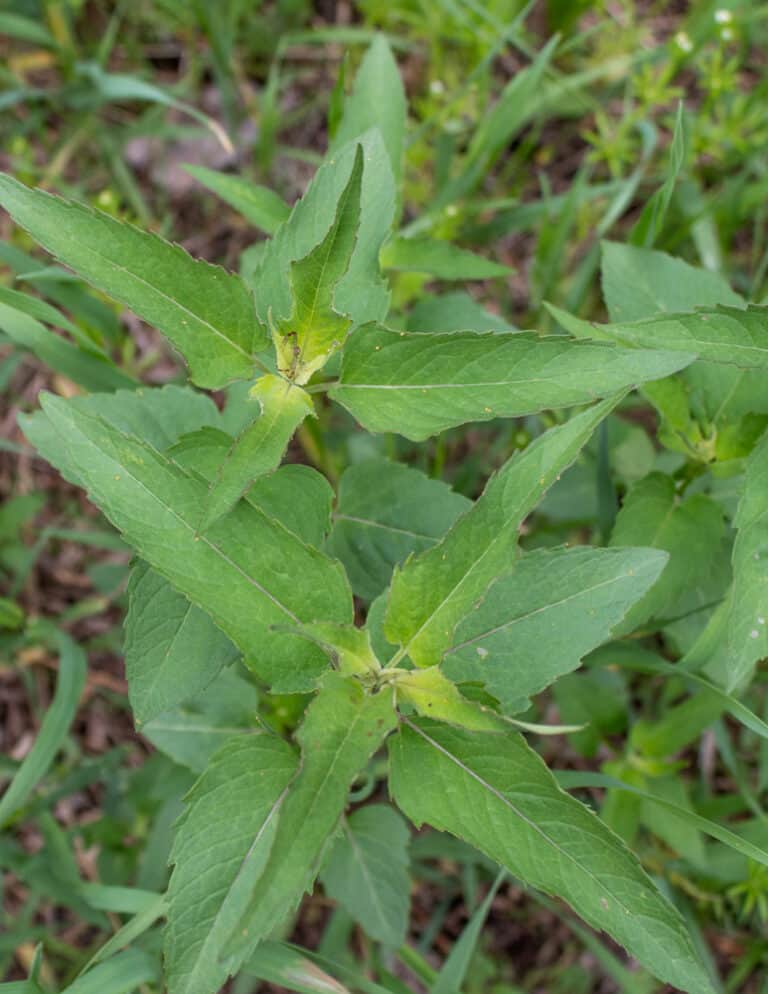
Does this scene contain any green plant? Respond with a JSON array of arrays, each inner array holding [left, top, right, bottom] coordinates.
[[2, 31, 768, 994]]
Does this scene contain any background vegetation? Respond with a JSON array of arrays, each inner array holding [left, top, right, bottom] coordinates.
[[1, 1, 767, 992]]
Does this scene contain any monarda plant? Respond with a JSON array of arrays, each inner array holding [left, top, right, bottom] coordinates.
[[3, 35, 767, 994]]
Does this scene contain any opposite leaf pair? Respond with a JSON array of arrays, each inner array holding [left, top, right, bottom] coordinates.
[[21, 384, 713, 994]]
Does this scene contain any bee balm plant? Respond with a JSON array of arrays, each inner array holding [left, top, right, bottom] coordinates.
[[7, 35, 765, 994]]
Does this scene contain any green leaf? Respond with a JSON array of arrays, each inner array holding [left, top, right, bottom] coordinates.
[[321, 804, 410, 946], [430, 871, 506, 994], [389, 720, 715, 994], [597, 305, 768, 370], [255, 132, 393, 333], [724, 429, 768, 691], [201, 375, 314, 530], [59, 950, 158, 994], [60, 385, 221, 452], [601, 243, 768, 438], [77, 63, 234, 155], [289, 621, 380, 677], [327, 459, 470, 601], [442, 546, 668, 713], [243, 466, 334, 548], [142, 667, 260, 772], [629, 103, 686, 249], [124, 561, 238, 726], [0, 283, 100, 343], [544, 301, 608, 340], [0, 630, 86, 827], [24, 394, 352, 692], [78, 883, 162, 915], [395, 666, 506, 732], [611, 651, 768, 744], [601, 241, 743, 323], [0, 300, 135, 392], [184, 165, 290, 234], [332, 326, 694, 440], [331, 34, 406, 186], [0, 173, 265, 388], [438, 38, 557, 206], [407, 292, 514, 334], [383, 396, 622, 668], [80, 894, 167, 971], [0, 12, 56, 46], [555, 771, 768, 869], [165, 735, 299, 994], [639, 775, 707, 868], [610, 473, 725, 632], [223, 674, 398, 964], [552, 668, 628, 758], [381, 238, 511, 280], [273, 146, 363, 380], [170, 431, 334, 548], [248, 942, 402, 994], [246, 943, 355, 994]]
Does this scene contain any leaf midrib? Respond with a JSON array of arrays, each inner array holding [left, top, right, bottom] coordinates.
[[179, 782, 291, 992], [338, 356, 687, 391], [341, 817, 392, 936], [295, 160, 359, 366], [56, 409, 302, 626], [619, 317, 768, 356], [30, 205, 253, 361], [447, 569, 637, 651], [333, 512, 439, 542], [404, 719, 669, 929], [393, 469, 544, 661]]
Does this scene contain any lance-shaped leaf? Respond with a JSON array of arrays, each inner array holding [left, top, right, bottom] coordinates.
[[321, 805, 411, 947], [272, 146, 363, 381], [142, 667, 260, 774], [201, 375, 314, 530], [184, 165, 291, 235], [255, 131, 393, 332], [165, 735, 299, 994], [443, 546, 668, 713], [601, 241, 744, 323], [169, 429, 334, 547], [0, 299, 135, 392], [0, 172, 265, 388], [34, 384, 222, 453], [600, 243, 768, 446], [288, 621, 380, 678], [408, 291, 514, 333], [0, 631, 86, 828], [222, 674, 397, 965], [327, 459, 471, 601], [380, 238, 512, 280], [610, 473, 725, 633], [0, 283, 90, 341], [596, 304, 768, 369], [725, 429, 768, 692], [331, 325, 694, 440], [384, 397, 621, 668], [125, 561, 239, 726], [23, 395, 352, 692], [389, 720, 716, 994], [330, 34, 406, 185], [435, 38, 557, 208]]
